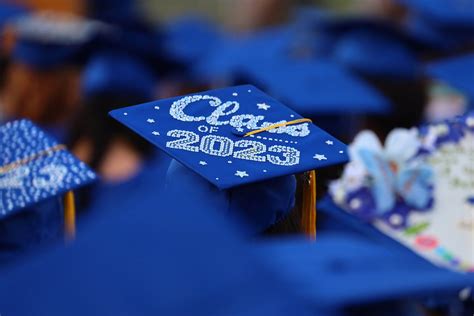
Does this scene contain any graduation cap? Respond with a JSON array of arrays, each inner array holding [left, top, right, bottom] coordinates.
[[331, 27, 420, 80], [325, 113, 474, 272], [162, 15, 223, 66], [397, 0, 474, 30], [237, 59, 391, 117], [11, 11, 111, 69], [81, 50, 157, 99], [110, 85, 349, 237], [261, 233, 473, 310], [0, 3, 27, 30], [0, 187, 320, 316], [426, 53, 474, 104], [0, 119, 97, 240]]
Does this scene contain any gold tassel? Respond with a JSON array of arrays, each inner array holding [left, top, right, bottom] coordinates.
[[64, 190, 76, 241], [301, 170, 317, 239]]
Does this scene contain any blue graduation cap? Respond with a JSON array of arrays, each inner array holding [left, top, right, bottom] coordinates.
[[0, 120, 97, 250], [81, 50, 157, 99], [110, 85, 348, 189], [0, 188, 320, 316], [11, 12, 110, 69], [192, 25, 299, 84], [110, 85, 348, 235], [426, 53, 474, 104], [331, 27, 420, 79], [261, 233, 473, 310], [237, 59, 391, 116], [397, 0, 474, 30], [162, 15, 223, 66], [0, 3, 27, 30]]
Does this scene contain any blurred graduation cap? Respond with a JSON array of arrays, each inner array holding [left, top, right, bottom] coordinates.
[[192, 25, 301, 84], [425, 53, 474, 104], [323, 113, 474, 273], [10, 11, 111, 69], [110, 85, 349, 236], [0, 3, 27, 30], [0, 187, 320, 316], [397, 0, 474, 30], [81, 50, 157, 99], [397, 0, 474, 51], [0, 120, 97, 251], [261, 233, 473, 310], [330, 27, 419, 80], [237, 59, 391, 117], [162, 15, 223, 66]]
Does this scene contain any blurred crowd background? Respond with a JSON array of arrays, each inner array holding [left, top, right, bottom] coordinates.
[[1, 0, 473, 198], [0, 1, 473, 315], [0, 0, 473, 211]]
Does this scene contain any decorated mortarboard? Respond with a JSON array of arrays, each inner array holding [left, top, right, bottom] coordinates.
[[11, 11, 111, 69], [1, 120, 97, 238], [426, 53, 474, 104], [81, 50, 157, 99], [236, 59, 390, 116], [110, 85, 349, 237], [110, 85, 348, 189], [328, 112, 474, 272]]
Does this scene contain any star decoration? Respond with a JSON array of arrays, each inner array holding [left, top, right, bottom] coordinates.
[[199, 161, 207, 166], [147, 118, 155, 123], [325, 140, 334, 145], [154, 106, 160, 110], [227, 161, 233, 164], [152, 131, 160, 136], [339, 150, 344, 154], [257, 103, 271, 110], [232, 92, 238, 96], [123, 112, 128, 116], [235, 127, 244, 132], [235, 170, 249, 178], [313, 154, 327, 161]]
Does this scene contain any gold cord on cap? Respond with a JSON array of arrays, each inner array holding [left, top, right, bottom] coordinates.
[[243, 118, 312, 137]]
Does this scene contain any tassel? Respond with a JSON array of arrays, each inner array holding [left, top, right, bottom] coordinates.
[[301, 170, 317, 239], [64, 190, 76, 241]]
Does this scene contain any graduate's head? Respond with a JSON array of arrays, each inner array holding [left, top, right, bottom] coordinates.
[[68, 50, 157, 173], [2, 11, 103, 126], [109, 85, 349, 236]]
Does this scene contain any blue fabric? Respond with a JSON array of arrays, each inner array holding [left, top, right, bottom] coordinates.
[[110, 85, 348, 190], [397, 0, 474, 29], [0, 120, 97, 218], [238, 60, 391, 116], [81, 151, 170, 225], [81, 50, 157, 99], [0, 189, 320, 316], [11, 13, 105, 69], [162, 15, 222, 65], [0, 3, 27, 30], [260, 233, 473, 309], [166, 159, 296, 233], [0, 198, 62, 264], [426, 53, 474, 103], [331, 28, 419, 79]]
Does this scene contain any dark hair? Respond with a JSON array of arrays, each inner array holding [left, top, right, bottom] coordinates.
[[67, 92, 155, 211], [67, 92, 154, 170]]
